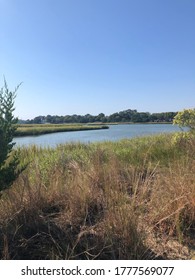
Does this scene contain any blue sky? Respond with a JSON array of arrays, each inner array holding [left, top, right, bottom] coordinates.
[[0, 0, 195, 119]]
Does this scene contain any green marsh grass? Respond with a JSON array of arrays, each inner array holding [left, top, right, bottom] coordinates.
[[0, 133, 194, 259], [15, 124, 109, 136]]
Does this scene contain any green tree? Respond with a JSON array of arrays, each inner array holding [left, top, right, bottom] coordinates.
[[0, 80, 21, 192], [173, 108, 195, 131]]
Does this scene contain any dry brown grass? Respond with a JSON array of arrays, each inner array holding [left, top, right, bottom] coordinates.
[[0, 134, 194, 259]]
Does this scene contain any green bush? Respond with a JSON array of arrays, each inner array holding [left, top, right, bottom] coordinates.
[[0, 80, 21, 192], [173, 108, 195, 131]]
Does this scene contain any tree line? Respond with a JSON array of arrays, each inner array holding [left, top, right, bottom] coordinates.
[[22, 109, 177, 124]]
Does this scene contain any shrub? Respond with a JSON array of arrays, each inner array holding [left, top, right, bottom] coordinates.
[[0, 80, 21, 192], [173, 108, 195, 131]]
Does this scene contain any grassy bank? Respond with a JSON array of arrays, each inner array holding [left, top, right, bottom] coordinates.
[[0, 133, 194, 259], [15, 124, 109, 136]]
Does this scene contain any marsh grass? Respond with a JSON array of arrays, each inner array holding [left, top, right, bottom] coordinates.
[[0, 133, 194, 259], [15, 124, 108, 136]]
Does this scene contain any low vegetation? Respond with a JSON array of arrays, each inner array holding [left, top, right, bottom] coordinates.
[[0, 132, 194, 259], [15, 124, 109, 137]]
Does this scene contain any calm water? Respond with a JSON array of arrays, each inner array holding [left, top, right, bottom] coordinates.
[[14, 124, 183, 148]]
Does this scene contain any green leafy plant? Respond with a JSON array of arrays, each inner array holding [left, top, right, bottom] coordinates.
[[172, 109, 195, 145], [0, 79, 21, 192], [173, 108, 195, 131]]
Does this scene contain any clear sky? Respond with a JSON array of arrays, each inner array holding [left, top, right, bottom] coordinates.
[[0, 0, 195, 119]]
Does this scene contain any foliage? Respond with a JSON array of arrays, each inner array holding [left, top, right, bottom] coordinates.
[[0, 80, 21, 191], [23, 109, 177, 124], [173, 108, 195, 131], [172, 109, 195, 145]]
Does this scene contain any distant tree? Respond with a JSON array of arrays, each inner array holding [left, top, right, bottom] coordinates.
[[46, 115, 52, 123], [33, 115, 45, 124], [139, 112, 150, 122], [26, 109, 177, 124], [0, 80, 21, 192], [96, 113, 105, 122], [108, 113, 121, 122], [119, 109, 137, 122]]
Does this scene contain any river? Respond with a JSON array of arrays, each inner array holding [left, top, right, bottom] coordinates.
[[13, 123, 183, 148]]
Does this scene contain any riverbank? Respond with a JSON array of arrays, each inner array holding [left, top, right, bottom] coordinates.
[[15, 124, 109, 137], [0, 133, 194, 259]]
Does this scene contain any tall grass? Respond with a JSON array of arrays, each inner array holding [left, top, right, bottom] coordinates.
[[0, 133, 194, 259]]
